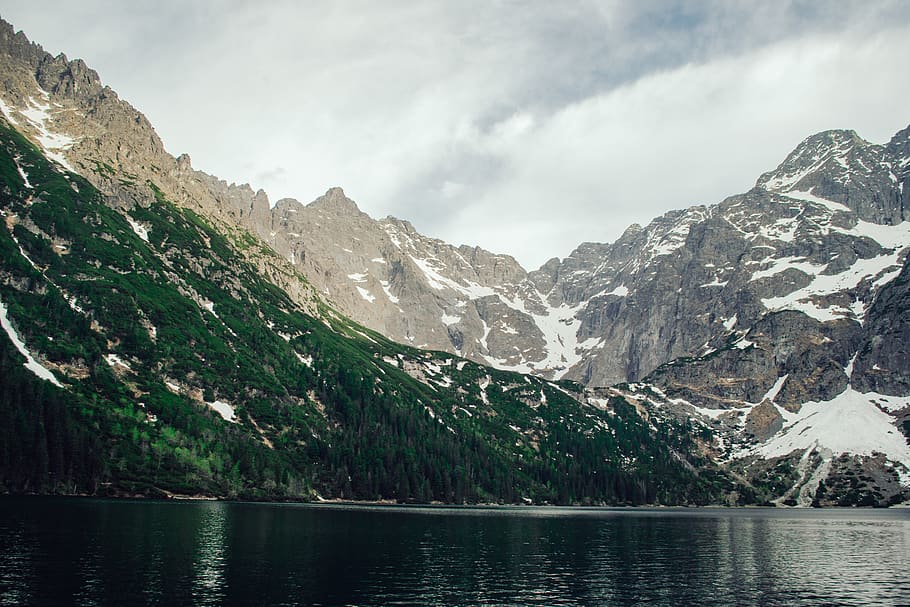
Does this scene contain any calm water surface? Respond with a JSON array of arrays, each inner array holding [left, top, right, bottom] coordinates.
[[1, 498, 908, 606]]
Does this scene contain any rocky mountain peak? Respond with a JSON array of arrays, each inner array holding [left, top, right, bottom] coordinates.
[[307, 186, 363, 216], [756, 128, 863, 192], [0, 17, 105, 103], [176, 153, 192, 172], [36, 54, 103, 100], [887, 125, 910, 167], [754, 125, 905, 225], [617, 223, 644, 240], [0, 18, 47, 69], [382, 215, 418, 235]]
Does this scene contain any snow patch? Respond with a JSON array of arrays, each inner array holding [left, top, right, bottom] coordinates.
[[845, 354, 857, 379], [207, 400, 237, 423], [869, 394, 910, 413], [20, 97, 77, 171], [699, 278, 728, 288], [783, 190, 851, 213], [836, 219, 910, 250], [126, 216, 149, 242], [499, 323, 518, 335], [761, 246, 906, 322], [410, 255, 496, 298], [202, 301, 218, 318], [378, 280, 399, 304], [0, 98, 19, 125], [758, 217, 798, 243], [441, 313, 460, 326], [104, 353, 132, 372], [0, 299, 63, 387], [605, 285, 629, 297], [66, 295, 84, 314], [733, 337, 754, 350], [347, 273, 368, 282], [749, 256, 825, 282], [762, 374, 788, 403], [355, 286, 376, 303], [479, 376, 491, 405], [13, 157, 32, 189], [747, 387, 910, 472]]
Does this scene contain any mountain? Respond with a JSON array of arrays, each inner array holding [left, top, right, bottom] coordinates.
[[0, 16, 908, 506], [224, 128, 910, 394], [0, 18, 723, 505], [241, 117, 910, 507]]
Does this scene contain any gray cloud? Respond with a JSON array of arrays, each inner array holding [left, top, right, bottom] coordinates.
[[3, 1, 910, 267]]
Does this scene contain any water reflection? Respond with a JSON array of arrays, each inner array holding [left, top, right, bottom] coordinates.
[[0, 499, 908, 606], [0, 523, 35, 604], [191, 502, 227, 604]]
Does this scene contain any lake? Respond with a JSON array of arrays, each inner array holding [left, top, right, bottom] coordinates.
[[1, 498, 908, 606]]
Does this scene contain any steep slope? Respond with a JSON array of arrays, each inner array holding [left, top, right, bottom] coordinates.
[[3, 19, 908, 394], [530, 127, 909, 386], [241, 127, 910, 390], [232, 127, 906, 393], [0, 18, 585, 381], [548, 128, 910, 506], [260, 190, 578, 369], [0, 63, 722, 504]]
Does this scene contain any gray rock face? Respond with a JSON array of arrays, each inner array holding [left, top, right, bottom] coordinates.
[[647, 311, 861, 408], [756, 129, 906, 225], [257, 189, 551, 364], [535, 126, 909, 387], [243, 123, 909, 390], [852, 256, 910, 395]]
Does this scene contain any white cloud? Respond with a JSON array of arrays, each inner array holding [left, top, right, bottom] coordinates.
[[430, 25, 910, 267]]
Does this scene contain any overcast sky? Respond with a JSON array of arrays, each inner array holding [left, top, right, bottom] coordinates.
[[3, 1, 910, 268]]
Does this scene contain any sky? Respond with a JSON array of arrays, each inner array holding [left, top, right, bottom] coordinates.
[[3, 1, 910, 269]]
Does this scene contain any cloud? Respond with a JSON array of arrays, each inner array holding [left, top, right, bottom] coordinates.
[[2, 1, 910, 269], [430, 24, 910, 267]]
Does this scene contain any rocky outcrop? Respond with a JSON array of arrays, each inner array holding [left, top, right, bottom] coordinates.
[[744, 400, 783, 443], [852, 256, 910, 395]]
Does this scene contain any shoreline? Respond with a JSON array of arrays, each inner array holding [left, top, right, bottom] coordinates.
[[2, 492, 908, 510]]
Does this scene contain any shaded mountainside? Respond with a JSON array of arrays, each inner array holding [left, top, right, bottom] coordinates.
[[0, 16, 909, 506]]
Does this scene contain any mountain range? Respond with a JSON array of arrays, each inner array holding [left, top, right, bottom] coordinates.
[[0, 17, 908, 506]]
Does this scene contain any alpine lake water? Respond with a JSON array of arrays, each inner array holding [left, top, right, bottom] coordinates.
[[1, 497, 908, 606]]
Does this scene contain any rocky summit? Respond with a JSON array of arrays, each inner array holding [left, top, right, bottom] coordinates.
[[231, 127, 910, 394], [0, 16, 908, 506]]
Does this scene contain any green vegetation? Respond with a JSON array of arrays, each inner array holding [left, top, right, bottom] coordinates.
[[0, 121, 733, 505]]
